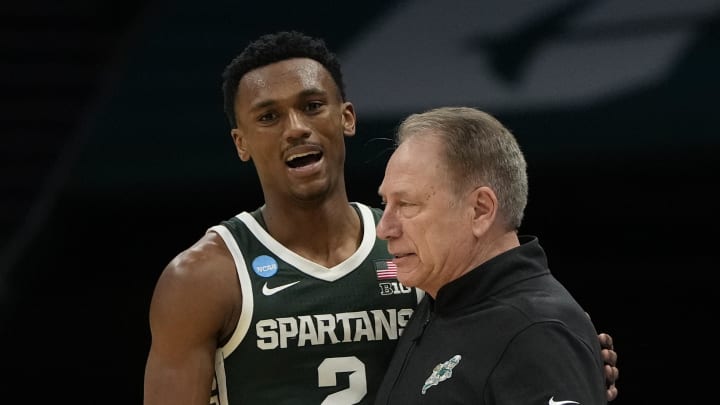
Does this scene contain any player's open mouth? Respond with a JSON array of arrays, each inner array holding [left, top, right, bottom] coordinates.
[[286, 151, 322, 168]]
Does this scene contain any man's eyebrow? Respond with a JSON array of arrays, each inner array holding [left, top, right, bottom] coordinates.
[[249, 99, 276, 111], [378, 187, 412, 200], [299, 88, 327, 98], [248, 88, 328, 112]]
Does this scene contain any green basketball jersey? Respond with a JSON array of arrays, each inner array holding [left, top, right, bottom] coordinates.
[[207, 202, 422, 405]]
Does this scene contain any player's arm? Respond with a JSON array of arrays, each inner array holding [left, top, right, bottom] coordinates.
[[144, 233, 239, 405]]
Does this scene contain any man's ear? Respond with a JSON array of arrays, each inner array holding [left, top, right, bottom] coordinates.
[[470, 186, 497, 237], [342, 102, 357, 137], [231, 128, 251, 161]]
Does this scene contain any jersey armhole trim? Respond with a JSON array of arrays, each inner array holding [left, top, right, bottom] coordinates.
[[207, 225, 254, 358]]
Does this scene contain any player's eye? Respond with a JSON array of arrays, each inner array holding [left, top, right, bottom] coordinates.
[[258, 111, 277, 122], [305, 101, 324, 112]]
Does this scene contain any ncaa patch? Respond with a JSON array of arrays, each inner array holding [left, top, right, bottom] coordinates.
[[252, 255, 278, 278]]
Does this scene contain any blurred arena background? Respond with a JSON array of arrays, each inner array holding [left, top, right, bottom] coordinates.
[[2, 0, 718, 402]]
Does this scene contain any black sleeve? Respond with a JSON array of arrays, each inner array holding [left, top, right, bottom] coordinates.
[[486, 322, 607, 404]]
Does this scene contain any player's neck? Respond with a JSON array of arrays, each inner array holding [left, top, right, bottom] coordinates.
[[261, 199, 362, 267]]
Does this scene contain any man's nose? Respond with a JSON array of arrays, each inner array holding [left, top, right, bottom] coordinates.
[[377, 208, 400, 240], [284, 110, 311, 139]]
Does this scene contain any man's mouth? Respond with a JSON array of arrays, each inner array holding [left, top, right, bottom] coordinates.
[[286, 151, 322, 168]]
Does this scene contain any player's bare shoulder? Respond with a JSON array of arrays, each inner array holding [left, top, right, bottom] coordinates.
[[161, 231, 236, 289], [149, 231, 241, 335]]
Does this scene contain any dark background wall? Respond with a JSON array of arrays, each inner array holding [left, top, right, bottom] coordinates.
[[2, 0, 718, 403]]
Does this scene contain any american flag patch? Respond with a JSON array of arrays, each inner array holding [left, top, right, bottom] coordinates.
[[374, 260, 398, 280]]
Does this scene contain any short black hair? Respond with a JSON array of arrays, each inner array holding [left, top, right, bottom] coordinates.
[[221, 31, 346, 128]]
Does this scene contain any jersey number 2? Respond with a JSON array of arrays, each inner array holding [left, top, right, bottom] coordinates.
[[318, 356, 367, 404]]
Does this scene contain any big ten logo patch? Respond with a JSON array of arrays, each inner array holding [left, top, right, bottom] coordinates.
[[379, 281, 412, 296]]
